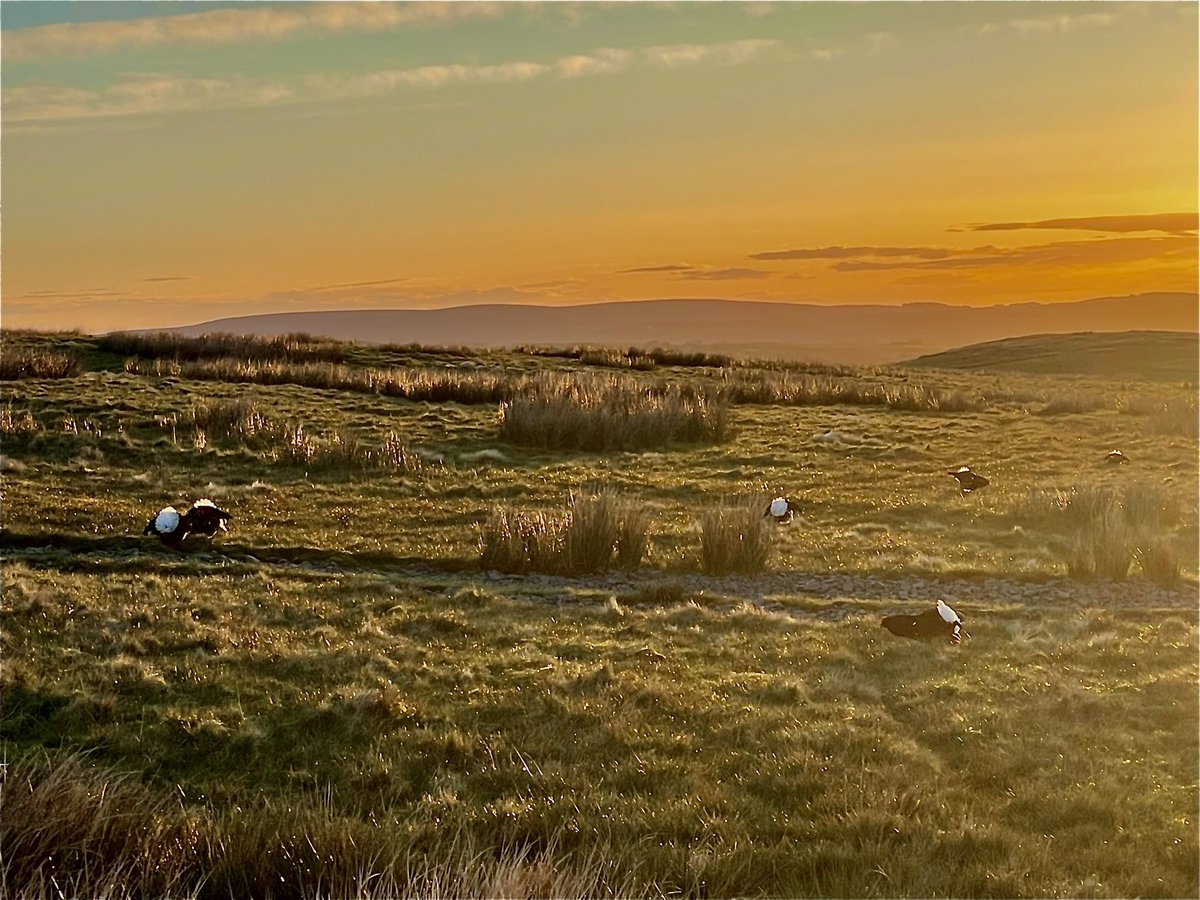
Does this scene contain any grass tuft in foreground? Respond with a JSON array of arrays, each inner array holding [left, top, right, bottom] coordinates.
[[699, 498, 773, 574], [1041, 483, 1184, 583], [479, 492, 651, 574]]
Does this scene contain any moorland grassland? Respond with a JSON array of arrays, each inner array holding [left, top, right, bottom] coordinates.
[[0, 328, 1197, 899]]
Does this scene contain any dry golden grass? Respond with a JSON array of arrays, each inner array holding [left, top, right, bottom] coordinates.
[[1, 329, 1196, 899], [0, 346, 81, 379]]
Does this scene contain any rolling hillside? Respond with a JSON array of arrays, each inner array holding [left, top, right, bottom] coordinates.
[[162, 292, 1198, 366], [902, 330, 1199, 382]]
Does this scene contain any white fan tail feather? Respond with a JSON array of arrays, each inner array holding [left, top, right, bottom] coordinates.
[[937, 599, 959, 623], [154, 507, 181, 534], [193, 499, 218, 509]]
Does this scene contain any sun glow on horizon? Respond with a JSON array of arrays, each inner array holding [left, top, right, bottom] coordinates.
[[1, 0, 1196, 332]]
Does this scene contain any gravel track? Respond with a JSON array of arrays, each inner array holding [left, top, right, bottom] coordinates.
[[5, 532, 1194, 618]]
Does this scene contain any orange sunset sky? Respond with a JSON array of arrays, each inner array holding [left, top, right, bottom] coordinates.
[[1, 0, 1197, 332]]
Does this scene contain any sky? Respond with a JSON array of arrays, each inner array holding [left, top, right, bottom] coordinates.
[[1, 0, 1197, 332]]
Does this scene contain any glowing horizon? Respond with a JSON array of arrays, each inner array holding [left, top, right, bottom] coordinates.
[[2, 1, 1196, 332]]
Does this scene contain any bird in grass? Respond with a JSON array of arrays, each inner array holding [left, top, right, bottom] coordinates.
[[143, 506, 185, 549], [881, 599, 966, 645], [143, 499, 231, 548], [764, 496, 799, 523], [1106, 449, 1129, 464], [948, 466, 989, 494], [181, 499, 232, 538]]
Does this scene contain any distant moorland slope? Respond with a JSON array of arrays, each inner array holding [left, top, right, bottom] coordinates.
[[903, 330, 1199, 382], [164, 292, 1196, 365]]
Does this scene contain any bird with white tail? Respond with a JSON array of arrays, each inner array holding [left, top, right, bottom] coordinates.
[[880, 599, 967, 645], [143, 499, 232, 549]]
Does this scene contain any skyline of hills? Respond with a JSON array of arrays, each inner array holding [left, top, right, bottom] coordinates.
[[164, 291, 1198, 365]]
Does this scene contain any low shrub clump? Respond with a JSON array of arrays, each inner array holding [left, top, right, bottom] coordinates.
[[479, 492, 651, 574], [699, 499, 773, 575]]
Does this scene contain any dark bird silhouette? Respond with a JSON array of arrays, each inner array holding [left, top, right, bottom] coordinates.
[[881, 600, 965, 644], [1106, 449, 1128, 464], [948, 466, 989, 493], [143, 499, 231, 548], [181, 499, 232, 537], [764, 496, 798, 523]]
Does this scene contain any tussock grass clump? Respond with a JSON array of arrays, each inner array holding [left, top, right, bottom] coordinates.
[[580, 348, 658, 370], [720, 370, 983, 412], [1029, 483, 1184, 583], [171, 400, 424, 473], [699, 499, 773, 574], [1152, 396, 1199, 437], [479, 492, 651, 574], [265, 426, 424, 473], [1117, 393, 1197, 436], [525, 345, 734, 369], [500, 378, 729, 451], [127, 356, 521, 404], [1037, 389, 1108, 415], [0, 751, 197, 899], [0, 346, 81, 380], [1135, 536, 1182, 587], [99, 330, 347, 363], [0, 404, 40, 434], [189, 397, 271, 439], [0, 751, 645, 900]]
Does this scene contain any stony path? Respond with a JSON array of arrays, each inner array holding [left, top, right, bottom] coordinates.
[[4, 530, 1195, 617], [469, 567, 1199, 615]]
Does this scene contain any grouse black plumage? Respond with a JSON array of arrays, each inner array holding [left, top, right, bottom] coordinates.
[[948, 466, 989, 494], [881, 600, 965, 644], [181, 499, 232, 537], [143, 499, 231, 548]]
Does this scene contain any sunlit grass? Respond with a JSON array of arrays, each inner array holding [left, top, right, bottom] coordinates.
[[1, 329, 1197, 898]]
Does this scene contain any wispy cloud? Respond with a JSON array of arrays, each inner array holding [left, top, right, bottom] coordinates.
[[303, 276, 413, 293], [975, 11, 1117, 37], [619, 263, 773, 281], [2, 2, 507, 63], [557, 48, 634, 79], [750, 245, 971, 261], [619, 264, 696, 274], [748, 233, 1196, 274], [5, 39, 780, 124], [642, 38, 779, 68], [678, 267, 772, 281], [5, 74, 293, 122], [960, 213, 1198, 236], [142, 276, 191, 283], [828, 236, 1195, 272]]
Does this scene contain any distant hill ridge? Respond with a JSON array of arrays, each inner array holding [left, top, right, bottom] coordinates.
[[165, 291, 1197, 366], [902, 330, 1199, 382]]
